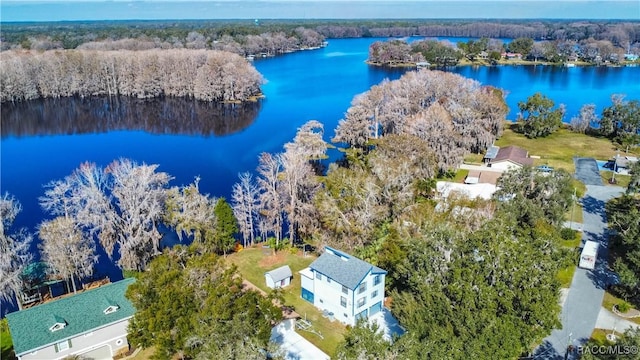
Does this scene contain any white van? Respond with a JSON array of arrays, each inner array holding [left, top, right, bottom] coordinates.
[[579, 241, 599, 270]]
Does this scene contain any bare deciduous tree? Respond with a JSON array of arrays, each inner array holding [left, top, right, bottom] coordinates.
[[570, 103, 597, 133], [256, 152, 284, 243], [38, 216, 97, 293], [42, 159, 171, 271], [231, 172, 259, 247], [0, 193, 33, 309]]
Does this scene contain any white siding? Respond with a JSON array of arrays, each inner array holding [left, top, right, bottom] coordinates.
[[312, 270, 355, 325], [300, 270, 314, 292], [310, 270, 386, 326], [19, 319, 130, 360], [490, 160, 522, 171]]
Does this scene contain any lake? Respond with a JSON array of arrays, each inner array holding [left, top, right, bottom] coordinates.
[[1, 36, 639, 283]]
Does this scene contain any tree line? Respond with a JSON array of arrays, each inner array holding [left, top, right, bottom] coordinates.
[[2, 19, 638, 52], [369, 35, 638, 68], [515, 91, 640, 152], [0, 49, 263, 103]]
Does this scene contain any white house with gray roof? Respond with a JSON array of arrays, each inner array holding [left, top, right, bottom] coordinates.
[[299, 247, 387, 326]]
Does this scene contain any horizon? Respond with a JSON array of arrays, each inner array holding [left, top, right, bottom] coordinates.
[[1, 1, 639, 22]]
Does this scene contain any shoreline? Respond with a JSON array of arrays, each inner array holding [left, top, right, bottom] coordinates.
[[366, 59, 640, 69]]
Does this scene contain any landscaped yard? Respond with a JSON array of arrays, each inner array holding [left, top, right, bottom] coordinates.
[[600, 170, 631, 188], [227, 247, 347, 357], [556, 231, 582, 288], [601, 292, 640, 326], [1, 319, 16, 360], [495, 126, 639, 173], [590, 328, 623, 344]]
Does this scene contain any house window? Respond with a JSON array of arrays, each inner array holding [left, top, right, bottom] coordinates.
[[319, 299, 324, 304], [316, 272, 322, 280], [344, 313, 348, 318], [55, 340, 71, 353], [358, 281, 367, 294], [357, 297, 366, 308], [340, 296, 347, 308], [342, 285, 348, 295], [371, 290, 378, 299], [374, 275, 381, 286]]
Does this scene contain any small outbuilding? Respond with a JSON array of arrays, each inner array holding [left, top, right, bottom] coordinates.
[[265, 265, 293, 289]]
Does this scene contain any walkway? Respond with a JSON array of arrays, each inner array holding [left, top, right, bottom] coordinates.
[[595, 308, 639, 333], [534, 185, 623, 359]]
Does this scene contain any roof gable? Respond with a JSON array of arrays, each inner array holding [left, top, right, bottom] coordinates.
[[265, 265, 293, 282], [6, 278, 136, 355], [309, 247, 386, 290]]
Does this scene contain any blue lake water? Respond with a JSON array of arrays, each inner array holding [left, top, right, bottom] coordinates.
[[1, 36, 639, 287]]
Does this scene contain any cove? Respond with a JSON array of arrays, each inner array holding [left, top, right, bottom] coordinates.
[[1, 36, 639, 263]]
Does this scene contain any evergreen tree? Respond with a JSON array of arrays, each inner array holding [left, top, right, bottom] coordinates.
[[213, 198, 238, 255]]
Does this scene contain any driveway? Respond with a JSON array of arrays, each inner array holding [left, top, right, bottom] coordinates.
[[534, 185, 623, 359], [574, 158, 603, 185]]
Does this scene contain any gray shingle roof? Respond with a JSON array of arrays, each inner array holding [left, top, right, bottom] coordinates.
[[6, 278, 136, 355], [265, 265, 293, 282], [309, 247, 386, 290]]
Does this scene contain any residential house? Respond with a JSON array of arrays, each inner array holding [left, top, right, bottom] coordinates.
[[501, 52, 522, 60], [613, 155, 638, 175], [489, 145, 534, 171], [265, 265, 293, 289], [6, 278, 136, 360], [299, 247, 387, 326], [482, 145, 500, 164]]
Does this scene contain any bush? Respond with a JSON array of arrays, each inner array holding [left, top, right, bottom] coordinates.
[[560, 228, 577, 241], [618, 301, 631, 313]]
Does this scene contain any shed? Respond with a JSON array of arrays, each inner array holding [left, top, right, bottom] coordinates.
[[265, 265, 293, 289]]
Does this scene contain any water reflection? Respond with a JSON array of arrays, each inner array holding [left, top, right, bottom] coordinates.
[[1, 96, 261, 138]]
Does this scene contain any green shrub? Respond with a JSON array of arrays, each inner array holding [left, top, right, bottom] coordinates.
[[618, 301, 631, 313], [560, 228, 577, 241]]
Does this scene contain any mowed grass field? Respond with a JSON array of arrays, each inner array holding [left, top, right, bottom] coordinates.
[[227, 247, 346, 357], [495, 125, 638, 173]]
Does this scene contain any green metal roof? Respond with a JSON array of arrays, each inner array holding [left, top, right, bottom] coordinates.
[[6, 278, 136, 355]]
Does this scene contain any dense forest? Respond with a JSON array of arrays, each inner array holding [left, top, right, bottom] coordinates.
[[368, 35, 637, 67], [1, 19, 638, 50], [0, 49, 263, 103]]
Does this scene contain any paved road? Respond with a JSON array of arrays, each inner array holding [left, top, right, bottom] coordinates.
[[534, 185, 623, 360]]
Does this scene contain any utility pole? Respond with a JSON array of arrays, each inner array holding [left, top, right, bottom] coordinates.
[[570, 188, 577, 230]]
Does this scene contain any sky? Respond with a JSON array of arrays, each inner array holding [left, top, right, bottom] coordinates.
[[0, 0, 639, 22]]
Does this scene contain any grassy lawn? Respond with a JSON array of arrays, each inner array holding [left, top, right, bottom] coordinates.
[[600, 171, 631, 188], [438, 169, 469, 183], [591, 328, 623, 344], [495, 126, 637, 173], [463, 153, 484, 165], [556, 266, 577, 289], [556, 231, 582, 288], [227, 247, 346, 357], [1, 319, 15, 360], [601, 292, 640, 326], [564, 202, 584, 224]]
